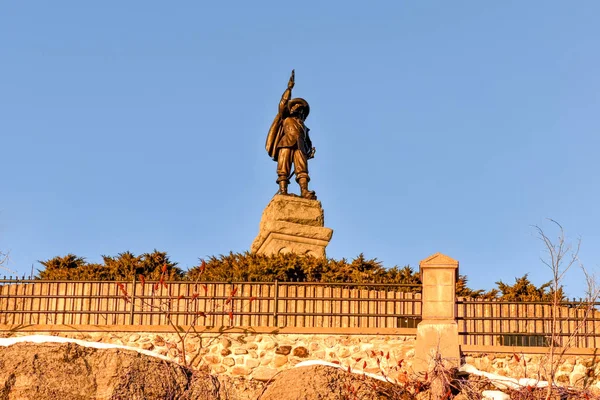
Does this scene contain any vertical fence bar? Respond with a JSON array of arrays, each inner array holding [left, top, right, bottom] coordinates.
[[129, 276, 136, 325], [0, 282, 6, 324], [272, 280, 279, 327]]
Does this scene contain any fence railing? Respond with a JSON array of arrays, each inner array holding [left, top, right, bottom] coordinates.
[[457, 298, 600, 348], [3, 279, 600, 348], [0, 279, 422, 330]]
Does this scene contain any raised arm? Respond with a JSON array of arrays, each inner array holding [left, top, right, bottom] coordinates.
[[278, 70, 295, 114]]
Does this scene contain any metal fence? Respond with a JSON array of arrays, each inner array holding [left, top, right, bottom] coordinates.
[[3, 278, 600, 348], [457, 298, 600, 348], [0, 279, 422, 330]]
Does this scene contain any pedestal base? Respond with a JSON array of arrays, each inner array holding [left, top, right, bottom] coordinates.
[[413, 320, 460, 373], [251, 195, 333, 258]]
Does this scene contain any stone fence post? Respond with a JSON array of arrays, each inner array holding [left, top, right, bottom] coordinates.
[[414, 252, 460, 373]]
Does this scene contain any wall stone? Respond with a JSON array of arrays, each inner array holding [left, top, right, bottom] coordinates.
[[3, 331, 415, 382]]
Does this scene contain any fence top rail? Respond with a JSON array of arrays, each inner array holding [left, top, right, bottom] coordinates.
[[459, 331, 599, 337], [457, 299, 600, 306], [0, 278, 422, 288]]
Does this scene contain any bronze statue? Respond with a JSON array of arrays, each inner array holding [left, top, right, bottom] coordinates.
[[265, 70, 317, 200]]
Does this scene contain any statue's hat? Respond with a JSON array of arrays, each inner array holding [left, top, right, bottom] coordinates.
[[288, 98, 310, 117]]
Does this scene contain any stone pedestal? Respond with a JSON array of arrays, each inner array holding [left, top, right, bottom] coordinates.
[[251, 195, 333, 258], [414, 253, 461, 373]]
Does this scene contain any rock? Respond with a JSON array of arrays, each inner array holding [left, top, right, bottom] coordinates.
[[252, 367, 278, 382], [559, 363, 574, 373], [153, 335, 165, 346], [223, 357, 235, 366], [128, 333, 140, 342], [260, 365, 397, 400], [231, 366, 251, 376], [185, 342, 196, 353], [198, 347, 210, 356], [246, 359, 260, 368], [0, 342, 190, 400], [204, 355, 220, 364], [272, 355, 288, 367], [244, 343, 258, 350], [141, 342, 154, 351], [166, 341, 178, 349], [262, 340, 277, 350], [555, 373, 570, 384], [188, 336, 201, 345], [312, 350, 326, 359], [235, 348, 248, 355], [337, 347, 351, 358], [292, 346, 309, 358], [212, 365, 227, 374], [220, 338, 232, 348], [110, 337, 124, 346], [214, 375, 266, 400], [275, 345, 292, 355], [220, 348, 232, 356], [251, 195, 333, 258], [260, 357, 273, 366]]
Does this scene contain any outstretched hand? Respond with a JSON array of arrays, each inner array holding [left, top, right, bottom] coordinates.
[[287, 70, 295, 89]]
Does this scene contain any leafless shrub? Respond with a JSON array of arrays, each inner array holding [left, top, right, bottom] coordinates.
[[534, 220, 600, 399], [117, 260, 256, 368]]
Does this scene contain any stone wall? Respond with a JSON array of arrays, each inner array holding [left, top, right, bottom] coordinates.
[[4, 330, 600, 391], [3, 331, 416, 382], [464, 352, 600, 390]]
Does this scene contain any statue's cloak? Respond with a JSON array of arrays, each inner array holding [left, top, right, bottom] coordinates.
[[266, 112, 284, 161]]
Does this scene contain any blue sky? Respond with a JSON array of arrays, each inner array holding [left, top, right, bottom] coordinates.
[[1, 1, 599, 297]]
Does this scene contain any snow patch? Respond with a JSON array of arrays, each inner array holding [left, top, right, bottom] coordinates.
[[460, 363, 519, 390], [482, 390, 511, 400], [0, 335, 172, 362], [460, 363, 549, 390]]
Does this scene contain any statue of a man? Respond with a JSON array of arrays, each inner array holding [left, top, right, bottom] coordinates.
[[265, 70, 317, 200]]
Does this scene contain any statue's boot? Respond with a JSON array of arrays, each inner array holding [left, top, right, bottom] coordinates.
[[278, 181, 288, 195], [298, 177, 317, 200]]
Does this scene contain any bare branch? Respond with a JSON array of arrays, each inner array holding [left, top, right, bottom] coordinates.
[[533, 220, 597, 399], [0, 250, 16, 274]]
